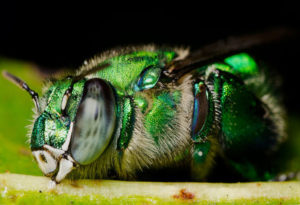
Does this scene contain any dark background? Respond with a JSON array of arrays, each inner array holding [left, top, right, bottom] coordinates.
[[0, 5, 299, 114]]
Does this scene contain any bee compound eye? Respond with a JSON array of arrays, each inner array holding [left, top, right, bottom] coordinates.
[[70, 78, 116, 165]]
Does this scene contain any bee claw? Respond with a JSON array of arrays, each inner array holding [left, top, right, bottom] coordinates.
[[48, 179, 57, 190]]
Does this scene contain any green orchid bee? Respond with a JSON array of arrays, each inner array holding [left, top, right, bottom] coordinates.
[[3, 29, 291, 185]]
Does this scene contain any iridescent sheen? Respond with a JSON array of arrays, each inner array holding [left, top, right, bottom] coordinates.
[[31, 113, 46, 149], [25, 47, 285, 182], [224, 53, 258, 78], [191, 82, 208, 141], [30, 80, 85, 149], [94, 51, 177, 94], [144, 91, 179, 143], [134, 66, 161, 91], [117, 97, 135, 150], [134, 96, 148, 113]]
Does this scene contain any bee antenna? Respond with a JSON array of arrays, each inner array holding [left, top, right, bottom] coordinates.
[[2, 70, 41, 114]]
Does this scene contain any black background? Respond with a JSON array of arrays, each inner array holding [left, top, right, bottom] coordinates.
[[0, 4, 299, 114]]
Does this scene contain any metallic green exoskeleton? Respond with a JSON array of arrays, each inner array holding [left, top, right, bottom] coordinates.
[[3, 31, 288, 184]]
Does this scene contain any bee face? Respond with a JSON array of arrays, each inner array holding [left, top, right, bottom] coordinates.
[[29, 77, 117, 182], [31, 112, 71, 150]]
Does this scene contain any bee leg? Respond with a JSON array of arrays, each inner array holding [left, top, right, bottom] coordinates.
[[272, 172, 300, 181], [191, 140, 218, 181]]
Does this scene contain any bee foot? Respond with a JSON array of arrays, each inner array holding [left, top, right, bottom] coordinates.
[[272, 172, 300, 181], [48, 180, 57, 190]]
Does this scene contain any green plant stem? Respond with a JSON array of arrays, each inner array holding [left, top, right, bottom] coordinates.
[[1, 173, 300, 204]]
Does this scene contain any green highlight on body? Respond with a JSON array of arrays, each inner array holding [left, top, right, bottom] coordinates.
[[117, 97, 135, 150], [220, 75, 271, 153], [30, 113, 46, 149], [144, 92, 180, 143], [134, 96, 148, 113], [224, 53, 258, 77], [210, 69, 282, 181], [31, 79, 85, 149], [44, 116, 70, 149], [212, 53, 258, 80], [94, 51, 177, 94]]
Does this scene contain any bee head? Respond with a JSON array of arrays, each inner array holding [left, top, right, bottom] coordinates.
[[3, 69, 116, 181], [30, 79, 79, 176], [31, 76, 117, 174]]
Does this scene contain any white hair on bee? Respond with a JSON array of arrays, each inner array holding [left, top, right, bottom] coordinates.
[[204, 65, 222, 130], [244, 68, 287, 147], [77, 45, 189, 76], [69, 73, 197, 180]]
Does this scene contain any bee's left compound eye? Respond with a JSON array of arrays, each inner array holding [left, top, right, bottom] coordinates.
[[70, 78, 116, 165], [32, 150, 58, 176]]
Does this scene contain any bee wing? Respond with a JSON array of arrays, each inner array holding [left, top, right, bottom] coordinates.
[[165, 27, 297, 78], [70, 79, 116, 165]]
